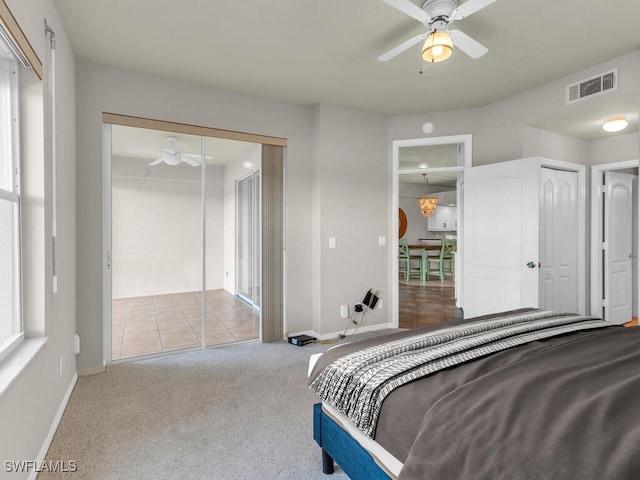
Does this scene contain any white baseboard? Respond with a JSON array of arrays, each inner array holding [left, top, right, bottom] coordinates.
[[289, 321, 396, 342], [29, 372, 77, 480]]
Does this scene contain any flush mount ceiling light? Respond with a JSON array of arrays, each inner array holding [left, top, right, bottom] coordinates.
[[418, 162, 430, 169], [602, 115, 628, 133], [421, 30, 453, 63]]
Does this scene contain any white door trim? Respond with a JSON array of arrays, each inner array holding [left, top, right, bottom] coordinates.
[[102, 123, 112, 367], [391, 134, 472, 328], [590, 159, 640, 320]]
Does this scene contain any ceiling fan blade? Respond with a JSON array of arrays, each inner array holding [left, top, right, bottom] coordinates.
[[182, 153, 212, 161], [448, 29, 488, 59], [380, 0, 430, 22], [451, 0, 497, 19], [378, 32, 428, 62], [180, 155, 201, 167], [149, 158, 164, 166]]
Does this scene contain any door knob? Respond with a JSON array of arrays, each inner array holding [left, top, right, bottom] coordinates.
[[526, 261, 536, 269], [630, 253, 637, 259]]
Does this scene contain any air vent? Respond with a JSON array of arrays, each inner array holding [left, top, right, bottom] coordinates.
[[566, 68, 618, 105]]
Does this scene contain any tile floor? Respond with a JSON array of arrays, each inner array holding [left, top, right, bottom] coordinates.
[[399, 277, 463, 329], [112, 289, 259, 361], [113, 279, 458, 360]]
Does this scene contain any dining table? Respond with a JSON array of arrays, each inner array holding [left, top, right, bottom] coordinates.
[[406, 244, 441, 281], [408, 244, 442, 251]]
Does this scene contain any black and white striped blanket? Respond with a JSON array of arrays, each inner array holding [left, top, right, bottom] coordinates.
[[310, 311, 608, 437]]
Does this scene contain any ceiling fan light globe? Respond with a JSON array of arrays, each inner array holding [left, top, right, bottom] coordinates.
[[163, 155, 181, 166], [422, 31, 453, 62]]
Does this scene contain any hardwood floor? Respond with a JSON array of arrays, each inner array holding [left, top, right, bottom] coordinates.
[[399, 278, 463, 329]]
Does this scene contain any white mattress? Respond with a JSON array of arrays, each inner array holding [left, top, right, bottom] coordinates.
[[309, 352, 403, 479]]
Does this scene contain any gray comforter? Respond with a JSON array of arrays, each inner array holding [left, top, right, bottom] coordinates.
[[309, 312, 640, 480]]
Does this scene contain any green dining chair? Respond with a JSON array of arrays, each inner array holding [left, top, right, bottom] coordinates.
[[426, 238, 456, 282], [399, 239, 424, 281]]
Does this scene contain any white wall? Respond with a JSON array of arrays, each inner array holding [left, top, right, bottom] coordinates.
[[76, 63, 318, 371], [111, 155, 226, 298], [522, 127, 591, 164], [590, 132, 640, 165], [0, 0, 77, 476], [311, 104, 390, 335]]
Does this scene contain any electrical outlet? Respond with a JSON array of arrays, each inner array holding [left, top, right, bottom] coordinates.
[[340, 305, 349, 319], [377, 299, 383, 309]]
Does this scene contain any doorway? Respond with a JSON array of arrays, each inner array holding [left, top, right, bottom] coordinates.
[[539, 167, 580, 313], [392, 135, 471, 328], [463, 158, 586, 318], [102, 114, 287, 363], [591, 161, 639, 323], [236, 170, 261, 309]]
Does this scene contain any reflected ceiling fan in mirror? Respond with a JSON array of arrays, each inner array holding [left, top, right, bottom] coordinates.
[[149, 136, 211, 167], [378, 0, 496, 63]]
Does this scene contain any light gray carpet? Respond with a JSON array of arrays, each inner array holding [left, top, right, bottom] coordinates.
[[40, 340, 351, 480]]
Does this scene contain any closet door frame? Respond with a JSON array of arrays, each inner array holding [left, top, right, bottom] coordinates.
[[101, 114, 287, 364]]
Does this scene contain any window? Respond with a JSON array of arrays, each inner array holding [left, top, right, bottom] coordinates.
[[0, 31, 22, 361]]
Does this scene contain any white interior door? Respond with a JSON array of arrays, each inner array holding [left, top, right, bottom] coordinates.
[[604, 171, 634, 324], [463, 159, 539, 318], [539, 168, 579, 312]]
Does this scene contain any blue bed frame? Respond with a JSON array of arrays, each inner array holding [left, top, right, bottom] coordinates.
[[313, 403, 392, 479]]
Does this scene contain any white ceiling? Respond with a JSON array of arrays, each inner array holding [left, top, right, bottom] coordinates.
[[399, 143, 459, 187], [53, 0, 640, 141]]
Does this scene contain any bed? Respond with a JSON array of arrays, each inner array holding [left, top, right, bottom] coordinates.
[[308, 310, 640, 480]]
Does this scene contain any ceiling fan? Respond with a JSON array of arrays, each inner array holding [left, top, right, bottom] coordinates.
[[149, 136, 210, 167], [378, 0, 496, 63]]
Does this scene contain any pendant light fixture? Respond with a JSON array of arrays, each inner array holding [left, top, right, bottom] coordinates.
[[418, 172, 438, 217]]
